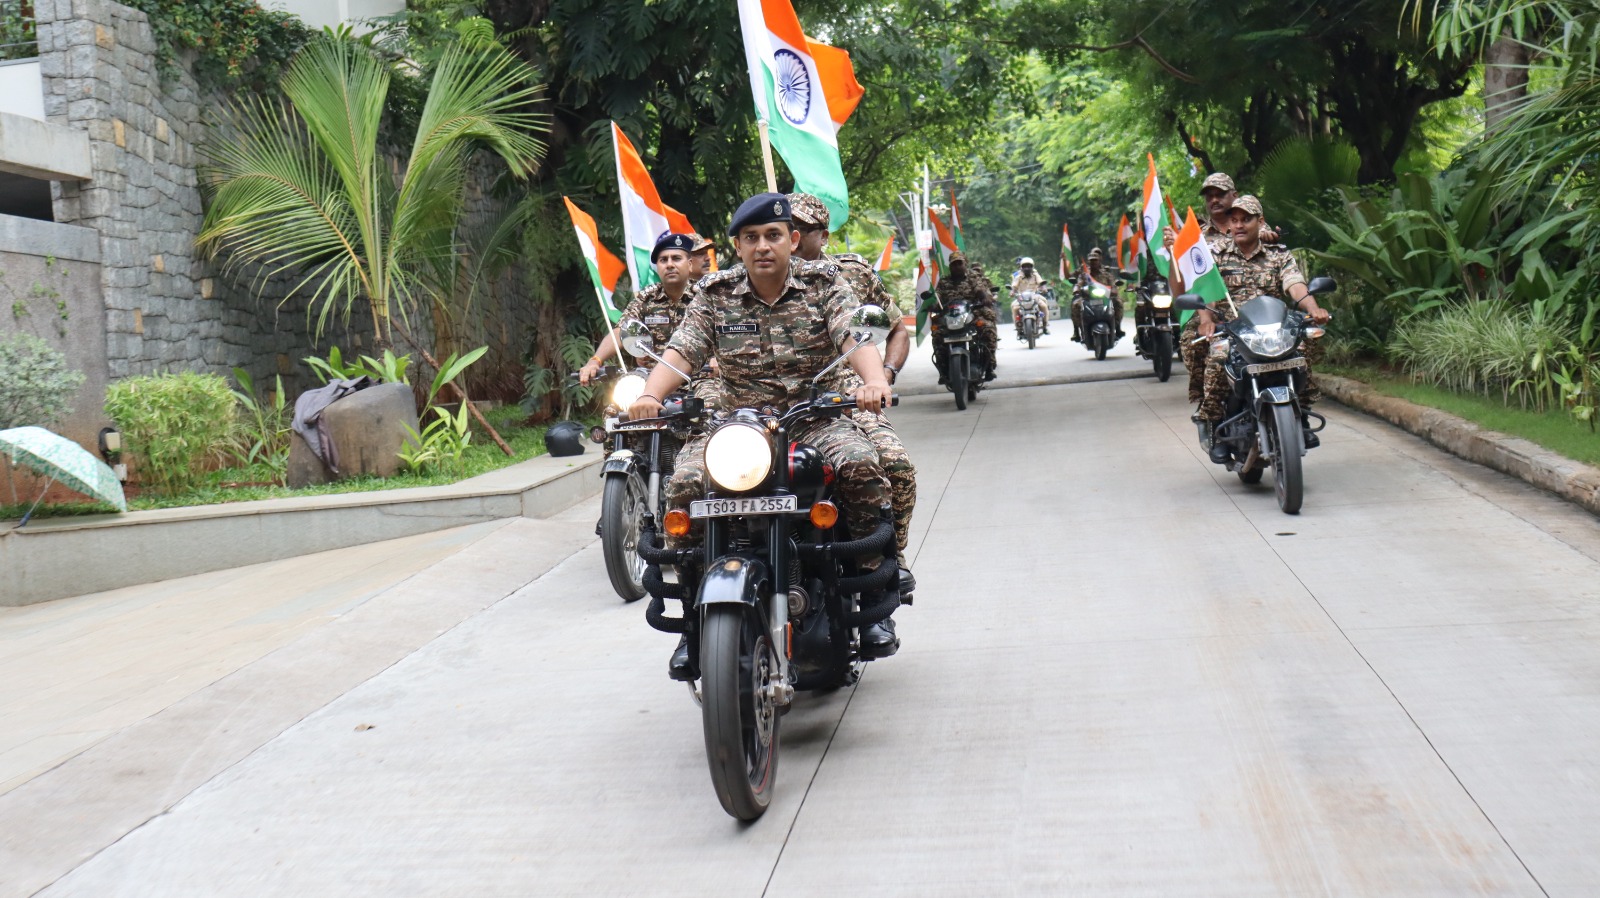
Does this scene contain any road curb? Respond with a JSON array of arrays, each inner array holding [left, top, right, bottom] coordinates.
[[1321, 373, 1600, 517], [0, 454, 602, 606]]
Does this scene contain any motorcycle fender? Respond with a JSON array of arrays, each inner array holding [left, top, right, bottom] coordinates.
[[1257, 386, 1295, 405], [698, 556, 770, 608], [947, 344, 969, 359], [601, 450, 639, 478]]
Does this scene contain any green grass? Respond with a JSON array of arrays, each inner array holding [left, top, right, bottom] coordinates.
[[1327, 363, 1600, 466], [1, 407, 588, 521]]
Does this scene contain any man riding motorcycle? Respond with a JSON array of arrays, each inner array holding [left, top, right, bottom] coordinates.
[[1072, 248, 1123, 343], [1195, 195, 1331, 463], [629, 192, 903, 675], [1013, 288, 1050, 338], [933, 251, 998, 382]]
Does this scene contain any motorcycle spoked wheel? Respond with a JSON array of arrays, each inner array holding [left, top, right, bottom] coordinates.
[[1153, 330, 1173, 382], [700, 604, 780, 820], [1267, 403, 1305, 514], [951, 355, 968, 410], [600, 472, 648, 602]]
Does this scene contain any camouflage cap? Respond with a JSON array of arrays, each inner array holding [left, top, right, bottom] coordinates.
[[1086, 247, 1103, 259], [787, 192, 830, 229], [688, 233, 714, 253], [1227, 194, 1264, 217], [949, 250, 967, 264], [1200, 172, 1236, 195]]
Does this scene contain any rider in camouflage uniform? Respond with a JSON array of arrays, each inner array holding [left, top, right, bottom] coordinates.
[[1071, 248, 1124, 342], [933, 251, 998, 381], [790, 194, 918, 574], [630, 193, 903, 669], [1196, 195, 1330, 463]]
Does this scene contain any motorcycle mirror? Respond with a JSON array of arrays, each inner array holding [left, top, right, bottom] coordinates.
[[849, 303, 893, 350], [1172, 293, 1208, 311], [617, 319, 693, 383], [1307, 276, 1338, 295]]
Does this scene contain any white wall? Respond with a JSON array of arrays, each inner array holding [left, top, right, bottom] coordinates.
[[268, 0, 403, 32], [0, 59, 44, 121]]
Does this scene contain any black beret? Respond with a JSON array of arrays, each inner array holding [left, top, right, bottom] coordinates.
[[651, 232, 693, 262], [727, 192, 791, 237]]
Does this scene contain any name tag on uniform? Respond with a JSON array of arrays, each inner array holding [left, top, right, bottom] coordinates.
[[644, 315, 672, 325], [717, 323, 759, 335]]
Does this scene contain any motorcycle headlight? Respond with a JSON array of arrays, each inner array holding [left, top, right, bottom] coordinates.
[[1239, 323, 1298, 357], [1091, 286, 1108, 299], [705, 423, 773, 492], [1151, 294, 1172, 309], [611, 373, 647, 409], [944, 308, 973, 329]]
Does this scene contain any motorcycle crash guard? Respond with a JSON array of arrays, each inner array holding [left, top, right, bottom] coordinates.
[[698, 556, 770, 608], [601, 448, 640, 478]]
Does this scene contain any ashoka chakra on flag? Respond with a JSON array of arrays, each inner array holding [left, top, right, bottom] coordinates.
[[774, 49, 811, 124]]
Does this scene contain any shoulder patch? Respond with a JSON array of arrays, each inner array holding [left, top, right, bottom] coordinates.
[[696, 269, 742, 290], [832, 252, 869, 265], [797, 259, 840, 279]]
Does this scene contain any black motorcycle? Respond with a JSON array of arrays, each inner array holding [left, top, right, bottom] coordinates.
[[1078, 281, 1122, 360], [631, 307, 905, 821], [1130, 274, 1178, 381], [929, 297, 987, 410], [1174, 277, 1336, 515], [588, 325, 710, 602]]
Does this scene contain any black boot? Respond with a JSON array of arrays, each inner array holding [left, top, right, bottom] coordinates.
[[861, 617, 900, 659], [897, 555, 916, 597], [1209, 440, 1231, 465], [1302, 416, 1320, 449], [667, 634, 694, 681]]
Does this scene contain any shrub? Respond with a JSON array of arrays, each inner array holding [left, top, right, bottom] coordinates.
[[229, 368, 291, 481], [104, 372, 238, 493], [1390, 302, 1569, 410], [0, 333, 86, 429]]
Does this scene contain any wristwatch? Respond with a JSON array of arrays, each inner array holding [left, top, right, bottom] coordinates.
[[884, 364, 900, 383]]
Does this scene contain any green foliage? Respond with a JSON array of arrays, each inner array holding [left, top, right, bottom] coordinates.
[[398, 404, 473, 474], [1256, 137, 1361, 250], [198, 33, 548, 346], [228, 368, 290, 480], [119, 0, 310, 87], [304, 346, 412, 385], [0, 332, 85, 429], [104, 372, 238, 493], [0, 1, 37, 62], [1389, 300, 1568, 409]]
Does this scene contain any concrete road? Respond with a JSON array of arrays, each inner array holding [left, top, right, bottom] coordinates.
[[5, 339, 1600, 896]]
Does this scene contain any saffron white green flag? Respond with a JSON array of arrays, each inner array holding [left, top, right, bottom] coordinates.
[[737, 0, 851, 225], [611, 122, 692, 291], [1173, 206, 1228, 325], [1141, 154, 1170, 277], [562, 196, 626, 323]]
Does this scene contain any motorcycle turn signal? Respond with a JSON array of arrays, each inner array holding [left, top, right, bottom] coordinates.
[[809, 500, 839, 529], [663, 509, 692, 537]]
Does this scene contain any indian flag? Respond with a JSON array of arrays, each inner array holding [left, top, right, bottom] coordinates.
[[1061, 223, 1075, 279], [612, 122, 679, 291], [1132, 228, 1148, 281], [929, 209, 959, 275], [738, 0, 853, 225], [1141, 154, 1169, 277], [949, 188, 967, 252], [874, 235, 893, 272], [1173, 206, 1228, 325], [562, 196, 626, 322], [1116, 215, 1133, 270], [914, 252, 935, 345]]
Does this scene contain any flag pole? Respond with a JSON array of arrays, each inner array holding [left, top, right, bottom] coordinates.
[[593, 283, 628, 371], [758, 121, 778, 192]]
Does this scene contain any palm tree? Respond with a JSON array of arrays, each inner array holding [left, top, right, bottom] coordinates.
[[198, 31, 547, 351]]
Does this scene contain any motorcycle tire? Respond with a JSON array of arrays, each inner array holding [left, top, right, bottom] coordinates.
[[700, 604, 780, 821], [1094, 333, 1108, 361], [1268, 403, 1305, 514], [1153, 330, 1173, 382], [951, 358, 968, 411], [600, 472, 648, 602]]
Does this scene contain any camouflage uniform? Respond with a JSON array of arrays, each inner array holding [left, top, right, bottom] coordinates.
[[1181, 222, 1235, 402], [662, 258, 890, 546], [825, 253, 917, 556], [1196, 241, 1309, 421], [620, 283, 725, 410], [933, 267, 996, 376], [1072, 261, 1123, 337]]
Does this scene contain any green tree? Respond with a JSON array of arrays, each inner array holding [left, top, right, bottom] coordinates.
[[197, 32, 548, 349]]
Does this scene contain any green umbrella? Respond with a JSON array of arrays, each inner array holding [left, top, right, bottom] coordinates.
[[1, 426, 127, 524]]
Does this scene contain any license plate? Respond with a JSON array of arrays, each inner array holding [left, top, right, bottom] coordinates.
[[690, 495, 798, 519], [942, 335, 970, 344], [613, 419, 667, 432], [1246, 357, 1306, 375]]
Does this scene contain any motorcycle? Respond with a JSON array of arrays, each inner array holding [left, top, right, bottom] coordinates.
[[930, 298, 988, 410], [629, 306, 905, 821], [1174, 276, 1336, 515], [1014, 291, 1047, 350], [1078, 280, 1122, 360], [586, 326, 709, 602], [1130, 274, 1178, 381]]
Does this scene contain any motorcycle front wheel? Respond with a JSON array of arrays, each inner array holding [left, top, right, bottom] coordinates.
[[1094, 332, 1108, 361], [1025, 320, 1037, 350], [1153, 330, 1173, 381], [600, 472, 648, 602], [951, 356, 968, 410], [1267, 403, 1305, 514], [701, 604, 780, 820]]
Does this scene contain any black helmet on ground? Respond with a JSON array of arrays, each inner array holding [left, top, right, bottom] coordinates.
[[547, 420, 587, 456]]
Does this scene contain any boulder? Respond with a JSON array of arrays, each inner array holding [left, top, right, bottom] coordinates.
[[285, 383, 420, 488]]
